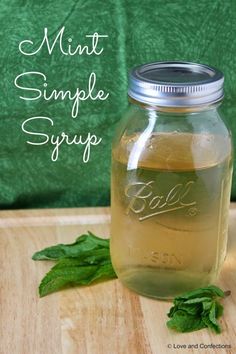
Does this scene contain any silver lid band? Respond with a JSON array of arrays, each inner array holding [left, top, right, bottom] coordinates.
[[128, 61, 224, 107]]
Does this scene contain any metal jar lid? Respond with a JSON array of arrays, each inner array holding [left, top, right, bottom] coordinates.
[[128, 61, 224, 107]]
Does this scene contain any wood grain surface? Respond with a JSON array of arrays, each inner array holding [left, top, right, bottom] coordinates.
[[0, 206, 235, 354]]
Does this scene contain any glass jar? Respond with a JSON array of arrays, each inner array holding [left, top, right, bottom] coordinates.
[[110, 61, 233, 299]]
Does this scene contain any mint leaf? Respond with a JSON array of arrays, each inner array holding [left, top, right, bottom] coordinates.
[[32, 231, 109, 260], [51, 248, 111, 267], [32, 231, 117, 297], [167, 310, 205, 332], [39, 261, 116, 297], [167, 285, 229, 334], [174, 285, 225, 302], [202, 300, 213, 311], [215, 301, 224, 318], [175, 302, 202, 316]]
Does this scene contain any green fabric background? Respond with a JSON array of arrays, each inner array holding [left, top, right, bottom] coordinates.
[[1, 0, 236, 209]]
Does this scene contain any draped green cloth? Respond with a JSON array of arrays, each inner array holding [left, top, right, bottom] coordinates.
[[0, 0, 235, 209]]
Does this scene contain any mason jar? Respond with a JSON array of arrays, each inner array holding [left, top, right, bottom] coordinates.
[[110, 61, 233, 299]]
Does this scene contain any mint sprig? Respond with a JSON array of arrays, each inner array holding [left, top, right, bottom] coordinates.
[[32, 232, 117, 297], [167, 285, 230, 334]]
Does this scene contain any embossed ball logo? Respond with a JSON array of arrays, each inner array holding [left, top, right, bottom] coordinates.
[[125, 180, 197, 221]]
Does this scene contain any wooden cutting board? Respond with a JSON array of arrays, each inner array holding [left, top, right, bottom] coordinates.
[[0, 206, 235, 354]]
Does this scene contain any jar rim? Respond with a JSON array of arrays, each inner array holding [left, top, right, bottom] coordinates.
[[128, 61, 224, 108]]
